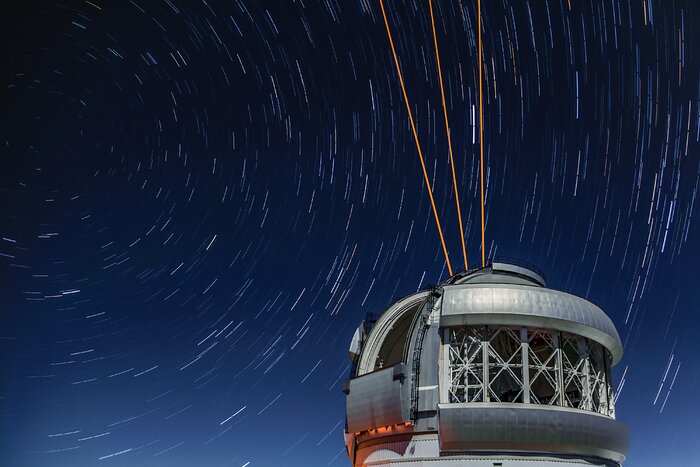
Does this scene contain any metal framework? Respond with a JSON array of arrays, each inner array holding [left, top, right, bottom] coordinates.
[[447, 326, 615, 417]]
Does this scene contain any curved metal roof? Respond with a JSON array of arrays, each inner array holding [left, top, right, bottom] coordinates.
[[440, 283, 623, 363]]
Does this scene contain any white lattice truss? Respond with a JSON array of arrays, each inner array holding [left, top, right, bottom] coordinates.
[[448, 327, 484, 403], [447, 326, 615, 417]]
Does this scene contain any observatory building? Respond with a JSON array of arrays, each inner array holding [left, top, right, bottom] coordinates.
[[344, 260, 628, 466]]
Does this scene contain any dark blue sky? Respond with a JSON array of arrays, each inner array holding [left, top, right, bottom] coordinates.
[[1, 0, 698, 465]]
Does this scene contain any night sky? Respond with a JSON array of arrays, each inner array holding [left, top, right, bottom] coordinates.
[[1, 0, 699, 465]]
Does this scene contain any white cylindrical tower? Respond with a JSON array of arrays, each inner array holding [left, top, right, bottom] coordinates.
[[344, 260, 628, 466]]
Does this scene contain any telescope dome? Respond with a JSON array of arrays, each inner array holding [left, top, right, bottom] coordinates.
[[344, 260, 629, 467]]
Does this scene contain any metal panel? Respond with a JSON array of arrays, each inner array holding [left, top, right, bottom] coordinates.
[[418, 386, 439, 411], [418, 325, 440, 388], [438, 403, 629, 464], [440, 284, 623, 363], [346, 365, 408, 433]]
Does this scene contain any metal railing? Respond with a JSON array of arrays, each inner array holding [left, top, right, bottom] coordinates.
[[410, 290, 438, 421]]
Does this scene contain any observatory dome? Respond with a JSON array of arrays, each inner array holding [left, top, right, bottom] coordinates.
[[344, 260, 629, 467]]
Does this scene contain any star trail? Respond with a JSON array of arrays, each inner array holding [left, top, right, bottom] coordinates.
[[1, 0, 699, 465]]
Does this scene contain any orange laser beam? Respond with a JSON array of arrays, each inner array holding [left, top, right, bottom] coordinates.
[[429, 0, 469, 272], [380, 0, 454, 277], [478, 0, 486, 267]]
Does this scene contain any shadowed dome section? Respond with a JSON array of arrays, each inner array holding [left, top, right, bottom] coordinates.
[[354, 291, 429, 376], [374, 304, 416, 369]]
